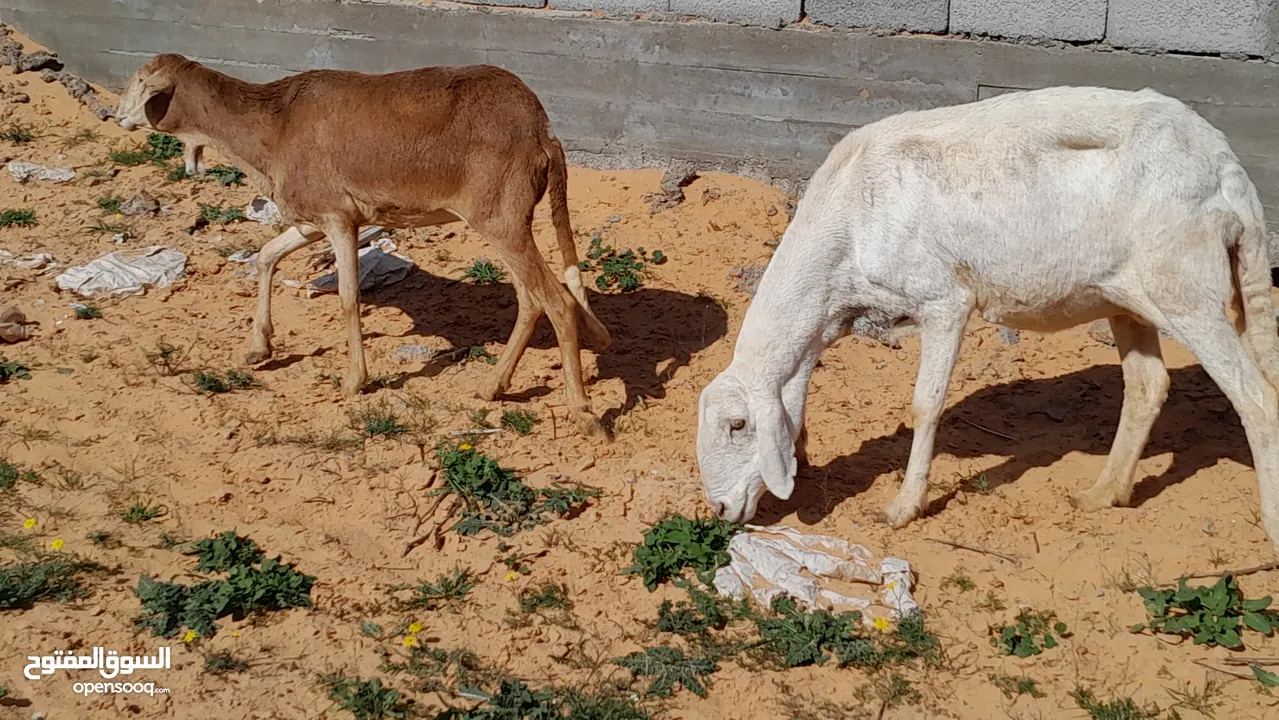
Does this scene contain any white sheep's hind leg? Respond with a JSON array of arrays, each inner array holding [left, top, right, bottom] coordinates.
[[884, 305, 969, 529]]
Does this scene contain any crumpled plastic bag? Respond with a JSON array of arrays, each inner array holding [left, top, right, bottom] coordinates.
[[713, 524, 918, 624], [0, 306, 31, 342], [8, 160, 75, 183], [245, 197, 281, 225], [55, 246, 187, 297], [0, 249, 54, 270], [306, 242, 412, 297]]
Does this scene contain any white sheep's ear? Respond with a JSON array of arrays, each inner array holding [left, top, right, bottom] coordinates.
[[754, 391, 796, 500]]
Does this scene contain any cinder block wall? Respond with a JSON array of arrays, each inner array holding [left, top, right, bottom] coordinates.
[[5, 0, 1279, 242]]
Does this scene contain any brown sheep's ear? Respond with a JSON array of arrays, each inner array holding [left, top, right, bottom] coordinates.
[[143, 87, 173, 127]]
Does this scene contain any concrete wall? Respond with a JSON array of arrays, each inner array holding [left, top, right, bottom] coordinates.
[[8, 0, 1279, 234]]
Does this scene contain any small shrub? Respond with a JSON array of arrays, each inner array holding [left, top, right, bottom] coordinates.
[[390, 568, 475, 612], [992, 609, 1069, 658], [96, 194, 124, 213], [1131, 575, 1276, 649], [87, 530, 119, 549], [461, 258, 504, 285], [578, 234, 666, 292], [434, 680, 649, 720], [324, 675, 408, 720], [1072, 687, 1164, 720], [1, 123, 35, 144], [144, 342, 190, 376], [517, 583, 573, 614], [205, 165, 246, 186], [192, 369, 260, 394], [354, 407, 407, 438], [0, 356, 30, 383], [0, 209, 36, 227], [198, 203, 246, 224], [990, 673, 1045, 699], [204, 650, 249, 675], [0, 460, 39, 491], [109, 133, 183, 166], [436, 444, 598, 537], [0, 555, 104, 610], [74, 303, 103, 320], [121, 503, 165, 524], [194, 531, 263, 573], [500, 410, 537, 435], [613, 645, 717, 698], [941, 571, 975, 593], [625, 515, 740, 591]]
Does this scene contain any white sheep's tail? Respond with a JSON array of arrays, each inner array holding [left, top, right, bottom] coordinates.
[[1227, 168, 1279, 394]]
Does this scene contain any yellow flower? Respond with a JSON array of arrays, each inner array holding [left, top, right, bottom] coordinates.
[[459, 444, 473, 451], [114, 213, 122, 219], [885, 581, 897, 591], [232, 631, 241, 638], [183, 630, 199, 643], [407, 622, 423, 634], [23, 518, 36, 530], [504, 572, 519, 582], [402, 635, 418, 647], [872, 617, 891, 633], [50, 538, 64, 551]]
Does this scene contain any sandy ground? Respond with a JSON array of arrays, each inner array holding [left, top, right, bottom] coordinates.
[[2, 31, 1278, 720]]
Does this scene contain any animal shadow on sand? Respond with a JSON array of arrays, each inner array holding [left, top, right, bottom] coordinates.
[[350, 265, 727, 427], [755, 363, 1252, 525]]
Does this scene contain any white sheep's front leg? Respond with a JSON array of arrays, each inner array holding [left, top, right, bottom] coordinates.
[[884, 308, 969, 528], [246, 224, 324, 366], [184, 144, 205, 177]]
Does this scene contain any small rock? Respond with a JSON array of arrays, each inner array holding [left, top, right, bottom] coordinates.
[[39, 68, 57, 83], [766, 206, 778, 217], [1095, 588, 1105, 597], [14, 50, 61, 73], [727, 264, 767, 298], [998, 326, 1020, 345], [8, 92, 27, 103], [605, 215, 623, 224], [1088, 319, 1115, 346], [120, 189, 159, 216]]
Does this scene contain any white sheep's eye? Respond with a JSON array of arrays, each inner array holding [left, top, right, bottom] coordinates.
[[728, 419, 746, 432]]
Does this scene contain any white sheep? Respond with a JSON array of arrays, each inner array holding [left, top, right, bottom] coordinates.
[[697, 85, 1279, 552]]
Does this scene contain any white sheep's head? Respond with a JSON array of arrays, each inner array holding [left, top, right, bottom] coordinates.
[[116, 54, 189, 132], [696, 369, 798, 524]]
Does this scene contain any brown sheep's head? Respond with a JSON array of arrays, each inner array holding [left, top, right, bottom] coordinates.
[[116, 54, 192, 132]]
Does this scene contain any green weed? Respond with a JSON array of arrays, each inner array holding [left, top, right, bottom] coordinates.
[[192, 369, 260, 394], [990, 673, 1045, 699], [578, 234, 666, 292], [121, 503, 165, 524], [390, 568, 475, 612], [941, 571, 975, 592], [991, 609, 1070, 658], [1, 123, 35, 144], [1072, 687, 1165, 720], [614, 645, 717, 698], [198, 203, 246, 224], [1131, 575, 1276, 649], [74, 303, 103, 320], [205, 165, 245, 186], [354, 406, 407, 438], [193, 531, 263, 573], [435, 679, 648, 720], [110, 133, 182, 166], [624, 515, 739, 591], [0, 460, 40, 491], [461, 258, 504, 285], [500, 410, 537, 436], [144, 342, 190, 376], [204, 650, 249, 675], [96, 194, 123, 213], [0, 209, 36, 227], [435, 444, 597, 537], [323, 674, 408, 720], [0, 554, 104, 610]]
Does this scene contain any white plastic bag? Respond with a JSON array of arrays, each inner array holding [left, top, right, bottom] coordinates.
[[55, 246, 187, 297]]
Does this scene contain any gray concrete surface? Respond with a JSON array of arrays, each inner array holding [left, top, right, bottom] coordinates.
[[805, 0, 948, 33], [667, 0, 800, 27], [6, 0, 1279, 241], [462, 0, 547, 7], [551, 0, 668, 10], [1107, 0, 1279, 56], [950, 0, 1107, 41]]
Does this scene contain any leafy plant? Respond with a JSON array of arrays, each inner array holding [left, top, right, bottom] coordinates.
[[1131, 575, 1276, 649], [192, 369, 260, 394], [198, 203, 246, 224], [941, 571, 975, 592], [121, 503, 165, 524], [194, 531, 264, 573], [96, 194, 123, 213], [204, 650, 249, 675], [1, 123, 34, 144], [133, 532, 314, 639], [436, 444, 598, 537], [613, 645, 717, 698], [74, 303, 103, 320], [1072, 687, 1165, 720], [382, 644, 494, 694], [461, 258, 504, 285], [624, 515, 739, 591], [500, 410, 537, 436], [1253, 664, 1279, 689], [205, 165, 246, 186], [144, 342, 190, 376], [110, 133, 182, 166], [992, 609, 1070, 658], [990, 673, 1045, 699], [754, 598, 939, 670], [0, 209, 36, 228], [0, 460, 40, 491], [390, 568, 475, 612], [0, 554, 104, 610], [354, 407, 407, 438], [578, 235, 666, 292], [435, 679, 649, 720], [517, 583, 573, 614], [324, 675, 408, 720]]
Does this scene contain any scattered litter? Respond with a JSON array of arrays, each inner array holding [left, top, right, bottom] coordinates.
[[392, 344, 437, 364], [226, 249, 256, 264], [998, 326, 1021, 345], [727, 264, 766, 297], [281, 279, 302, 288], [0, 305, 31, 342], [112, 233, 128, 245], [0, 250, 54, 270], [305, 225, 391, 272], [245, 197, 281, 225], [713, 524, 918, 624], [306, 245, 413, 297], [55, 246, 187, 297], [120, 189, 159, 216], [605, 215, 624, 224], [646, 168, 698, 214], [8, 160, 75, 183]]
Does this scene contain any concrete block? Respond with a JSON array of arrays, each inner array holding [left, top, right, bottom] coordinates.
[[1108, 0, 1279, 56], [669, 0, 801, 27], [549, 0, 668, 10], [806, 0, 948, 33], [950, 0, 1107, 41], [460, 0, 546, 6]]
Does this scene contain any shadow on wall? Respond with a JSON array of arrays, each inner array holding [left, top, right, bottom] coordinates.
[[755, 363, 1251, 526], [315, 264, 729, 426]]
